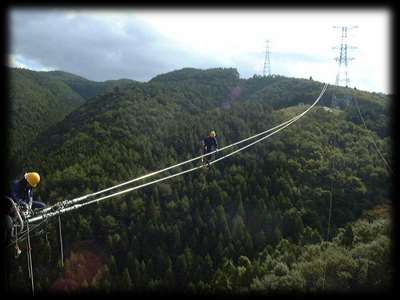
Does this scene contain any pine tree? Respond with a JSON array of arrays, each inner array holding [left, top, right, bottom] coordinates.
[[342, 224, 354, 248], [175, 254, 187, 288], [121, 268, 133, 290], [109, 255, 118, 276]]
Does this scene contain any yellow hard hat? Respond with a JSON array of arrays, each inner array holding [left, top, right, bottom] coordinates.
[[24, 172, 40, 188], [210, 130, 216, 137]]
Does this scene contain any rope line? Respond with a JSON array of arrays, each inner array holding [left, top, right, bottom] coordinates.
[[58, 215, 64, 268], [26, 221, 35, 295], [327, 137, 334, 241], [8, 219, 47, 248]]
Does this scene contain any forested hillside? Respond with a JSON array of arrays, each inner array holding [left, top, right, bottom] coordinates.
[[7, 68, 392, 294], [8, 68, 85, 158], [47, 70, 137, 100], [7, 68, 137, 174]]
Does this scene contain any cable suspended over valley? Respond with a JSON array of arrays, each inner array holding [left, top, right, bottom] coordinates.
[[26, 83, 328, 224]]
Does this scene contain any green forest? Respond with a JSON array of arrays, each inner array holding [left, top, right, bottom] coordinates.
[[6, 67, 392, 294]]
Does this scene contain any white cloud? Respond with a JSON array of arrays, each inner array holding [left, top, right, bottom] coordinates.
[[135, 9, 390, 93], [8, 54, 55, 71], [9, 8, 391, 93]]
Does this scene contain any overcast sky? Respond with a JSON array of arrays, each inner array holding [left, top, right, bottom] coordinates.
[[8, 8, 391, 94]]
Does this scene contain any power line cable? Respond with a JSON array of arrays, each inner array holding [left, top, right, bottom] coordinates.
[[36, 99, 309, 216], [27, 83, 328, 224]]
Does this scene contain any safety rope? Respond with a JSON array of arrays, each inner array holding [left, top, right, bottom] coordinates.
[[58, 215, 64, 268], [45, 230, 52, 264], [7, 219, 47, 248], [26, 239, 31, 278], [14, 225, 21, 258], [327, 181, 333, 241], [27, 83, 328, 223], [11, 199, 24, 232], [26, 221, 35, 295], [326, 136, 335, 241]]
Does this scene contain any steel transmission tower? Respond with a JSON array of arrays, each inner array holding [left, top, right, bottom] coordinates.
[[263, 40, 271, 77], [333, 26, 357, 87]]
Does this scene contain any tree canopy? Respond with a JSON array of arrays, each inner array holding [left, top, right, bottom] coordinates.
[[7, 67, 392, 294]]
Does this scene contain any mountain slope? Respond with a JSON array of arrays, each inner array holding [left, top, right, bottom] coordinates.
[[47, 70, 137, 100], [7, 68, 138, 170], [218, 204, 392, 293], [21, 68, 391, 231], [8, 68, 86, 158], [8, 68, 392, 293]]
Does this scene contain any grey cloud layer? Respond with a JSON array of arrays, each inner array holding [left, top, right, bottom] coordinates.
[[10, 10, 220, 81]]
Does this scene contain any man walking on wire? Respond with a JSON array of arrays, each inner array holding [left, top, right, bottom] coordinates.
[[202, 130, 218, 167]]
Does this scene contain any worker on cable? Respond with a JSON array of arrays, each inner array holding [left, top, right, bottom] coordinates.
[[9, 172, 46, 215], [202, 130, 218, 166]]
